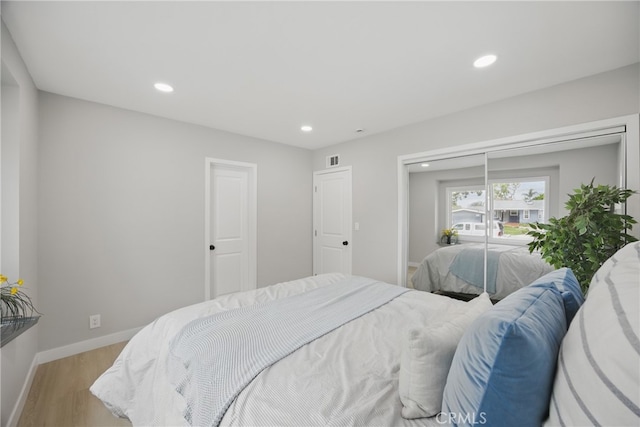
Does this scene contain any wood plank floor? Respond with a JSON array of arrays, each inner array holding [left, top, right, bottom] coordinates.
[[18, 342, 132, 427]]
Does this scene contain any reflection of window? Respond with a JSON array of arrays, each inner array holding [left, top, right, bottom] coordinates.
[[447, 176, 549, 243]]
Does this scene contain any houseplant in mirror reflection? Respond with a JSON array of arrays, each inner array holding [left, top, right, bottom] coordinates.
[[441, 228, 458, 245], [1, 274, 40, 322], [527, 179, 637, 294]]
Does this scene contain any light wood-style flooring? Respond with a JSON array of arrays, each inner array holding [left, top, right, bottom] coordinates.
[[18, 342, 131, 427]]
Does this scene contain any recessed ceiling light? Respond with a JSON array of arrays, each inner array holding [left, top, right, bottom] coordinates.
[[421, 163, 430, 168], [154, 82, 174, 93], [301, 125, 313, 132], [473, 54, 497, 68]]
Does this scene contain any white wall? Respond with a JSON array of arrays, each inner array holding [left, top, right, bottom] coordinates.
[[37, 93, 313, 351], [1, 20, 40, 427], [312, 63, 640, 284]]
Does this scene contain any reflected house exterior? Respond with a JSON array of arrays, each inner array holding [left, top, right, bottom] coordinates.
[[493, 200, 544, 224], [452, 200, 544, 225], [452, 208, 485, 224]]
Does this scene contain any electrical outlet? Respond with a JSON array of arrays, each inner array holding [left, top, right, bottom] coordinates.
[[89, 314, 101, 329]]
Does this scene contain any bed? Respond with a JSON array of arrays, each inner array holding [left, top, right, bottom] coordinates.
[[411, 243, 553, 300], [91, 242, 639, 427], [90, 273, 472, 426]]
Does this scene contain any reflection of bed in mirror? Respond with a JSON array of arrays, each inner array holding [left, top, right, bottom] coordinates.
[[411, 243, 553, 300]]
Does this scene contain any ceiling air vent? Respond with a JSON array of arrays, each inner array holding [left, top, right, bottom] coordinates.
[[326, 154, 340, 168]]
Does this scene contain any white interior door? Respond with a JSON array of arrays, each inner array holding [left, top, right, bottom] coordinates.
[[205, 159, 257, 299], [313, 167, 352, 275]]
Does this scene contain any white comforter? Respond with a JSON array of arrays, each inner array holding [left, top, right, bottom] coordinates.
[[411, 243, 553, 300], [91, 273, 467, 426]]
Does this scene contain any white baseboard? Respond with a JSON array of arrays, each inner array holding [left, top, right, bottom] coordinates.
[[6, 354, 39, 427], [37, 326, 142, 364]]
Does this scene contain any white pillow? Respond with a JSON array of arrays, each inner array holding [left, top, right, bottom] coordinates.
[[544, 242, 640, 426], [399, 293, 493, 419]]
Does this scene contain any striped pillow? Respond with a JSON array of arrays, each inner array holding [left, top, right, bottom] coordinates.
[[545, 242, 640, 426]]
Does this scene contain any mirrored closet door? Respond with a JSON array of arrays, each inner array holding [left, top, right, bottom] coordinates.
[[404, 125, 628, 300], [407, 153, 487, 297]]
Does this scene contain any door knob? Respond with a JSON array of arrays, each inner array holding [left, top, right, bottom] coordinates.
[[210, 245, 215, 251], [342, 241, 349, 246]]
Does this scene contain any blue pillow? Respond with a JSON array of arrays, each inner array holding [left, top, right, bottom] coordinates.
[[528, 267, 584, 325], [441, 284, 567, 427]]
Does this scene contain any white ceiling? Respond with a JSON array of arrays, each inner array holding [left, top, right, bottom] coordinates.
[[2, 1, 638, 150]]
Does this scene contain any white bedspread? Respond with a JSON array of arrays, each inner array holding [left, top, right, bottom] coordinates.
[[411, 243, 553, 299], [91, 273, 467, 426]]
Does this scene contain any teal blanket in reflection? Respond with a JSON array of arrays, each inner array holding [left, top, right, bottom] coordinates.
[[450, 248, 501, 293]]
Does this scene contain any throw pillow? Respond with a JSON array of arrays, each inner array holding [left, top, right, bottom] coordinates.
[[399, 292, 493, 419], [441, 282, 568, 427], [544, 242, 640, 426]]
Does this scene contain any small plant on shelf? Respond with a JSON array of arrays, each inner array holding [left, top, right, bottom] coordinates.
[[441, 228, 458, 245], [1, 274, 40, 322], [527, 179, 637, 293]]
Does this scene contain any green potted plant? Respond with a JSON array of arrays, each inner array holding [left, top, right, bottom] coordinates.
[[527, 179, 637, 294]]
